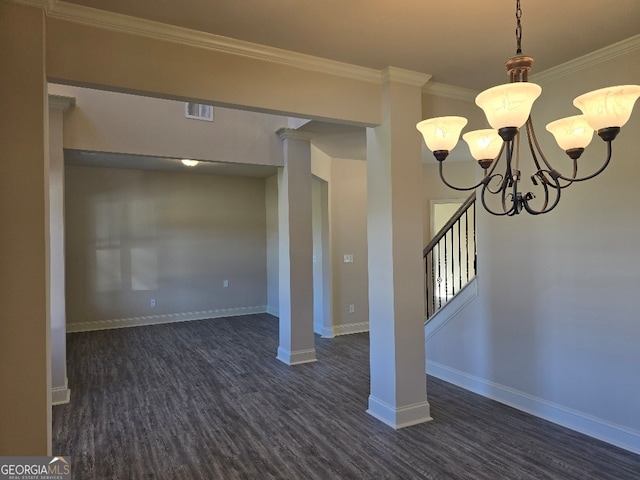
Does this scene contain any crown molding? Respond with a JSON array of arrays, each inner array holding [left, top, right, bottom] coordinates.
[[532, 34, 640, 83], [13, 0, 387, 84], [381, 67, 431, 87], [422, 82, 478, 102], [48, 94, 75, 110]]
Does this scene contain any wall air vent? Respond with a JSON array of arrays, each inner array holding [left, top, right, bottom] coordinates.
[[185, 102, 214, 121]]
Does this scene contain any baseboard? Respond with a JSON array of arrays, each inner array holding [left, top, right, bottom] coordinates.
[[367, 395, 432, 429], [425, 277, 477, 341], [276, 347, 318, 365], [427, 361, 640, 455], [322, 321, 369, 338], [266, 305, 279, 317], [52, 378, 70, 405], [67, 305, 268, 332]]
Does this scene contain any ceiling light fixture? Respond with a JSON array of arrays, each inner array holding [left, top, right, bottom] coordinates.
[[416, 0, 640, 216], [181, 159, 199, 167]]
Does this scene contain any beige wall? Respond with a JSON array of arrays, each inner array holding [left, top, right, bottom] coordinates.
[[329, 158, 369, 329], [46, 18, 382, 126], [64, 166, 268, 330], [265, 175, 279, 315], [48, 84, 288, 166], [422, 161, 477, 244], [0, 1, 50, 455], [309, 147, 369, 335]]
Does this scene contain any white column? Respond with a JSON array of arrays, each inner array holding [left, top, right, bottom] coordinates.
[[366, 67, 432, 428], [48, 95, 75, 405], [276, 128, 317, 365]]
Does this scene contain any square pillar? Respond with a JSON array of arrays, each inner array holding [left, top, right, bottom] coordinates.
[[48, 95, 75, 405], [366, 68, 433, 428], [0, 2, 51, 454], [276, 129, 317, 365]]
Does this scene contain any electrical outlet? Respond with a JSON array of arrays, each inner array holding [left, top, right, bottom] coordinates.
[[348, 304, 355, 314], [223, 280, 229, 288], [343, 254, 354, 263], [150, 298, 157, 307]]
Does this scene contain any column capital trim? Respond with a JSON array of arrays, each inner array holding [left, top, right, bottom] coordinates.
[[48, 94, 75, 111], [422, 81, 478, 102], [276, 128, 315, 142], [381, 67, 432, 87]]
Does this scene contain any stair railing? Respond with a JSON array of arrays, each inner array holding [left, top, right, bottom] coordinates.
[[424, 192, 476, 321]]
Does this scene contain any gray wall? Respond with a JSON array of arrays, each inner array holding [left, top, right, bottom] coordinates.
[[425, 46, 640, 452], [65, 165, 268, 330]]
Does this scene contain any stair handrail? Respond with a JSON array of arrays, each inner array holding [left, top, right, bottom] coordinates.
[[423, 191, 476, 257]]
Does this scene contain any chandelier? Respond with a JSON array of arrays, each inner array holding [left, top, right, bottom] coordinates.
[[416, 0, 640, 216]]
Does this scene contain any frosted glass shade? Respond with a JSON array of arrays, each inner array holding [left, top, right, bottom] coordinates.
[[545, 115, 594, 150], [462, 129, 503, 160], [416, 116, 468, 152], [475, 83, 542, 129], [573, 85, 640, 131], [181, 159, 199, 167]]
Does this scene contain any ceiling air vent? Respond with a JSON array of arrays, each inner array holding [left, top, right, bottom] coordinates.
[[185, 102, 214, 121]]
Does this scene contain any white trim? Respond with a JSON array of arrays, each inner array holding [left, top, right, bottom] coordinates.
[[266, 305, 279, 317], [48, 94, 75, 111], [66, 305, 267, 332], [52, 378, 70, 405], [423, 35, 640, 99], [423, 81, 478, 102], [322, 321, 369, 338], [17, 0, 384, 84], [425, 277, 478, 341], [427, 361, 640, 455], [532, 34, 640, 84], [382, 67, 431, 87], [367, 396, 432, 429], [12, 1, 640, 91], [276, 347, 318, 365]]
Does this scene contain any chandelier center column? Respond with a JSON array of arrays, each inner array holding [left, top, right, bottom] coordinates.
[[366, 67, 432, 428], [275, 128, 317, 365]]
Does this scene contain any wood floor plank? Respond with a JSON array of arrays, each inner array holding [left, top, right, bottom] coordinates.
[[53, 314, 640, 479]]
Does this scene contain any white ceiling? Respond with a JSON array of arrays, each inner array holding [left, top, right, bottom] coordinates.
[[64, 0, 640, 90], [58, 0, 640, 168]]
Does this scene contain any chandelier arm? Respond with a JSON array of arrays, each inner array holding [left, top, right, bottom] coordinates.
[[521, 170, 562, 215], [526, 117, 577, 189], [554, 141, 614, 183], [525, 118, 546, 173], [438, 161, 484, 191], [556, 160, 578, 190], [480, 181, 516, 216], [483, 143, 507, 178], [500, 142, 520, 215], [485, 173, 507, 194]]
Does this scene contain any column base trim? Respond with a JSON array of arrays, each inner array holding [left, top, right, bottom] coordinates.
[[276, 347, 318, 365], [367, 395, 432, 429], [321, 321, 369, 338], [52, 378, 70, 405]]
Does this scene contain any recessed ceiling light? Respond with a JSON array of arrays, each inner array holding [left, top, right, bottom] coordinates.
[[181, 159, 199, 167]]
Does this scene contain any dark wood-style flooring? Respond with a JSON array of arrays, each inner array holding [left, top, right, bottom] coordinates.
[[53, 313, 640, 479]]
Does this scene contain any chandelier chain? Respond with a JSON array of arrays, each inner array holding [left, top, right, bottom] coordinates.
[[515, 0, 522, 54]]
